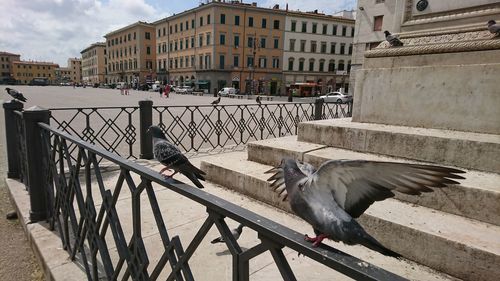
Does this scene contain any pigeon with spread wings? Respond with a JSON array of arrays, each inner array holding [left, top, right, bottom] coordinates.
[[266, 158, 465, 257]]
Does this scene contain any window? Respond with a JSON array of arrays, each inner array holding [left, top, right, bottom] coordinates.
[[199, 55, 203, 69], [147, 46, 151, 55], [330, 43, 336, 54], [274, 38, 279, 49], [374, 16, 383, 31], [248, 36, 254, 48], [273, 20, 280, 29], [298, 59, 304, 71], [312, 23, 317, 33], [219, 55, 225, 69], [262, 19, 267, 28], [338, 60, 345, 71], [234, 35, 240, 47], [311, 41, 317, 53], [145, 32, 151, 40], [192, 19, 195, 29], [234, 56, 239, 67], [249, 17, 254, 27], [351, 27, 355, 37], [259, 57, 267, 68], [207, 33, 211, 45], [220, 34, 226, 45], [186, 39, 189, 48], [291, 21, 296, 32], [221, 14, 226, 24], [328, 60, 335, 71], [347, 60, 351, 72], [321, 42, 327, 53], [175, 24, 178, 33], [174, 41, 178, 51], [207, 15, 211, 24], [300, 40, 306, 52], [199, 35, 203, 47], [180, 22, 183, 31], [186, 21, 189, 30], [302, 22, 307, 32], [272, 57, 279, 68], [342, 26, 347, 36], [332, 25, 337, 35], [348, 44, 353, 55], [200, 16, 204, 26], [180, 40, 183, 50], [376, 0, 385, 3], [340, 43, 345, 54], [191, 37, 195, 48], [235, 15, 240, 26], [289, 39, 295, 51], [158, 29, 161, 37], [309, 59, 315, 71], [170, 26, 173, 34], [247, 56, 254, 67], [322, 24, 327, 34], [260, 37, 266, 48], [319, 60, 325, 72]]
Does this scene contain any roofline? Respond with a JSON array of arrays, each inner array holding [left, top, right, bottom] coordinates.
[[104, 21, 154, 38], [12, 60, 59, 66], [80, 42, 106, 54], [0, 51, 21, 56]]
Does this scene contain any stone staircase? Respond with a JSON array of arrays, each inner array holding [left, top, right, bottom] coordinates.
[[200, 118, 500, 281]]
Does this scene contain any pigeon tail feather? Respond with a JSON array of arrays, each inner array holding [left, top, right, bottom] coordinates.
[[360, 234, 402, 259], [211, 237, 223, 244], [184, 172, 205, 189]]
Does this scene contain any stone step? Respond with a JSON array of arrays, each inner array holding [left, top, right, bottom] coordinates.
[[297, 118, 500, 173], [247, 136, 500, 227], [200, 152, 500, 281]]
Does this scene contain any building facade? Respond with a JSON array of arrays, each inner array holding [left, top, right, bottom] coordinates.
[[0, 51, 21, 84], [12, 61, 58, 85], [55, 58, 82, 84], [156, 1, 286, 95], [104, 21, 156, 85], [283, 11, 355, 95], [81, 42, 107, 85]]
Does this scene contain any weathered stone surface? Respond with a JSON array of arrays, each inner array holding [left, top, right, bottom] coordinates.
[[298, 119, 500, 173]]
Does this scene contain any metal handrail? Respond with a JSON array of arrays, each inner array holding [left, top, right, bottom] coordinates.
[[38, 122, 406, 281]]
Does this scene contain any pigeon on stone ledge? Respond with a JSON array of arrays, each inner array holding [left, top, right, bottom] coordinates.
[[5, 88, 27, 102], [211, 224, 244, 244], [147, 125, 206, 189], [384, 31, 404, 47], [487, 20, 500, 37], [266, 158, 465, 257]]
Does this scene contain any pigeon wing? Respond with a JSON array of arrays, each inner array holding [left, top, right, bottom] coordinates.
[[307, 160, 465, 218], [266, 160, 317, 201], [489, 24, 500, 34], [153, 140, 188, 168]]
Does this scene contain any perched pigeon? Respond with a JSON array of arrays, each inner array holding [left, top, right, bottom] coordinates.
[[487, 20, 500, 37], [147, 125, 206, 189], [5, 87, 27, 102], [256, 95, 262, 105], [384, 31, 404, 47], [211, 224, 244, 244], [211, 97, 221, 105], [266, 158, 465, 257], [266, 160, 316, 201]]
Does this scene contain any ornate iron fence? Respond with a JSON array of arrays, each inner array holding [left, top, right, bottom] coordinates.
[[46, 100, 351, 158], [35, 121, 405, 281]]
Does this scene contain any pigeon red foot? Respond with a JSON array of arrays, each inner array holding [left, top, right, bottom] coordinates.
[[305, 234, 329, 247]]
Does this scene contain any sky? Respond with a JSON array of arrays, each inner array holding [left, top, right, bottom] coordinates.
[[0, 0, 356, 66]]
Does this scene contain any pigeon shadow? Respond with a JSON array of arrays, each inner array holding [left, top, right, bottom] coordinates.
[[215, 247, 249, 256]]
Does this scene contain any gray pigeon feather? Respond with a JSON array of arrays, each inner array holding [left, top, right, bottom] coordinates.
[[487, 20, 500, 36], [267, 158, 465, 257], [211, 224, 244, 244], [5, 88, 27, 102], [148, 126, 206, 188], [384, 31, 404, 47]]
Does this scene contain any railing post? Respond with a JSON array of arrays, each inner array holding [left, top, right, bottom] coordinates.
[[314, 98, 324, 120], [3, 100, 24, 179], [23, 106, 50, 222], [139, 100, 153, 159]]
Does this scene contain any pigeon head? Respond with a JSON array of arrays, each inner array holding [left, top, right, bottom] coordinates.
[[5, 87, 11, 91], [236, 224, 244, 234], [383, 30, 391, 36], [147, 125, 167, 139], [488, 20, 496, 26], [283, 158, 307, 190]]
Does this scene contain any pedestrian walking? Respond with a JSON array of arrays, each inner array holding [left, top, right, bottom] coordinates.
[[165, 84, 170, 98], [159, 84, 164, 98], [124, 84, 129, 95]]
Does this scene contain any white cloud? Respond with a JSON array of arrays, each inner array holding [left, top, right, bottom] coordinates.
[[0, 0, 170, 66]]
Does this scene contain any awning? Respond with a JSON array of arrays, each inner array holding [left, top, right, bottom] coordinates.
[[195, 81, 209, 85]]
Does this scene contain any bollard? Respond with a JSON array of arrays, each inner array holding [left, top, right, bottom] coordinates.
[[314, 98, 324, 120], [23, 106, 50, 222], [3, 100, 24, 179], [213, 87, 218, 97], [139, 100, 154, 159]]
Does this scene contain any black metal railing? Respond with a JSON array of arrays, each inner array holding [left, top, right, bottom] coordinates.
[[46, 99, 352, 159], [2, 101, 407, 280], [36, 122, 405, 281]]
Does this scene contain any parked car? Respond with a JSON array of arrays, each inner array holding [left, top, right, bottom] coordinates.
[[319, 92, 353, 103], [218, 87, 238, 97], [175, 86, 193, 94]]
